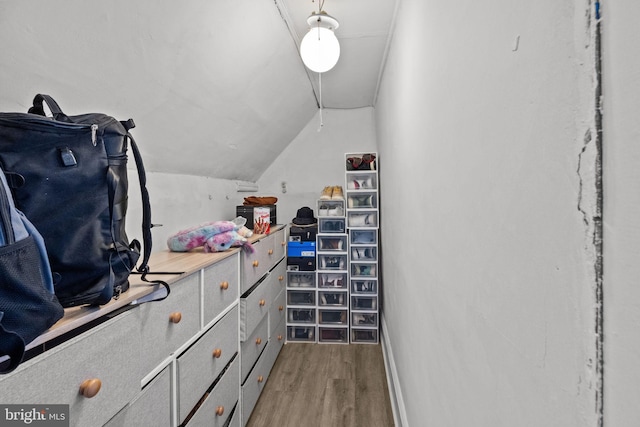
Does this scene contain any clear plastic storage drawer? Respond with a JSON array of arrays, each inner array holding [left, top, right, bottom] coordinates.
[[287, 271, 315, 288], [349, 229, 377, 245], [317, 235, 348, 252], [319, 218, 346, 233], [347, 210, 378, 228], [351, 262, 377, 278], [351, 328, 378, 343], [318, 291, 348, 307], [318, 309, 348, 325], [318, 254, 347, 270], [287, 308, 316, 323], [316, 200, 345, 217], [319, 327, 348, 344], [288, 326, 315, 342], [351, 295, 378, 310], [350, 246, 377, 261], [345, 172, 378, 191], [351, 280, 378, 294], [287, 290, 315, 306], [352, 312, 378, 327], [347, 192, 377, 209], [318, 272, 348, 289]]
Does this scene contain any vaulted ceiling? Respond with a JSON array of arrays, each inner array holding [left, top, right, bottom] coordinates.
[[0, 0, 396, 181]]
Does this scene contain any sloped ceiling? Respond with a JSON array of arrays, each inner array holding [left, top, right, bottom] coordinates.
[[0, 0, 395, 181]]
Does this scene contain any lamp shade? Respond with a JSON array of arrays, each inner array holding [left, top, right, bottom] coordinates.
[[300, 13, 340, 73]]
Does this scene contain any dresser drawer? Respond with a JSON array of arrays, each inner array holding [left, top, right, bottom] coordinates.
[[182, 358, 239, 427], [241, 353, 268, 425], [240, 277, 270, 341], [177, 305, 239, 423], [203, 253, 239, 325], [264, 228, 286, 267], [241, 315, 268, 383], [105, 366, 171, 427], [241, 322, 283, 423], [269, 289, 286, 337], [137, 273, 201, 376], [0, 310, 141, 427], [268, 259, 287, 302], [269, 318, 286, 360], [242, 239, 269, 292], [227, 404, 241, 427]]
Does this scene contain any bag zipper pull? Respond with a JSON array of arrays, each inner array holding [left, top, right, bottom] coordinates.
[[91, 124, 98, 146]]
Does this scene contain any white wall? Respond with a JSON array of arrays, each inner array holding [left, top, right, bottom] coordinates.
[[128, 106, 379, 255], [602, 1, 640, 425], [126, 172, 249, 255], [258, 107, 377, 225], [375, 0, 599, 426]]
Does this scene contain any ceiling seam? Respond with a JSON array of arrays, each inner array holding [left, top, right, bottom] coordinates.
[[372, 0, 402, 107], [272, 0, 321, 109]]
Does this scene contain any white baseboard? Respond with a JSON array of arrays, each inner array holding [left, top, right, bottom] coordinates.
[[380, 313, 409, 427]]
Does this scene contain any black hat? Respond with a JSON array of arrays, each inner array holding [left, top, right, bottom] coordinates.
[[292, 206, 317, 225]]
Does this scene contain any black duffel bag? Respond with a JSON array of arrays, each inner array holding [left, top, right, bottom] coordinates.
[[0, 94, 166, 307]]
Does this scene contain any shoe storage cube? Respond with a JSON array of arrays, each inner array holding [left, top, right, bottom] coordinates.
[[317, 235, 348, 252], [347, 210, 378, 228], [317, 200, 345, 217], [318, 272, 348, 289], [351, 280, 378, 294], [349, 229, 377, 245], [287, 290, 315, 306], [351, 328, 378, 343], [318, 254, 347, 270], [318, 290, 348, 307], [351, 263, 377, 278], [347, 192, 377, 209], [345, 172, 378, 190], [288, 308, 316, 323], [351, 295, 378, 310], [318, 327, 348, 344], [352, 312, 378, 327], [319, 218, 346, 233], [288, 326, 315, 342], [318, 309, 348, 325], [350, 246, 377, 261], [287, 271, 315, 288]]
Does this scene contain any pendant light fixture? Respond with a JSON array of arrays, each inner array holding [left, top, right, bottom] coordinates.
[[300, 4, 340, 73]]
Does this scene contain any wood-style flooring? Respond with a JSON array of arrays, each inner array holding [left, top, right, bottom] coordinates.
[[246, 343, 395, 427]]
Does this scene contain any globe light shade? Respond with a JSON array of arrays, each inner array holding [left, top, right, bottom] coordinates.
[[300, 14, 340, 73]]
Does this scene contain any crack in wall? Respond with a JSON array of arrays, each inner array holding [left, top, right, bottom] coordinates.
[[579, 1, 605, 425]]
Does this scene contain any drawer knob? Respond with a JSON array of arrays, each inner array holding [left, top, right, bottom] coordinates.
[[253, 260, 259, 267], [278, 305, 284, 311], [169, 312, 182, 323], [212, 348, 222, 358], [79, 378, 102, 398], [277, 335, 283, 341], [281, 241, 286, 246], [256, 337, 262, 345], [268, 249, 273, 255], [220, 281, 229, 290], [215, 406, 225, 416], [278, 275, 284, 282], [257, 375, 264, 383], [259, 299, 266, 307]]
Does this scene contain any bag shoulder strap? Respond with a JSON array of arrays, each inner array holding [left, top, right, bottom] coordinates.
[[127, 133, 170, 303]]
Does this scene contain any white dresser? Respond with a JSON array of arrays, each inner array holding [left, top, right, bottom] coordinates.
[[0, 225, 286, 427]]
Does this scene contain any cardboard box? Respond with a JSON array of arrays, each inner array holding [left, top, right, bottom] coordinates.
[[236, 205, 277, 231], [287, 241, 316, 257]]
